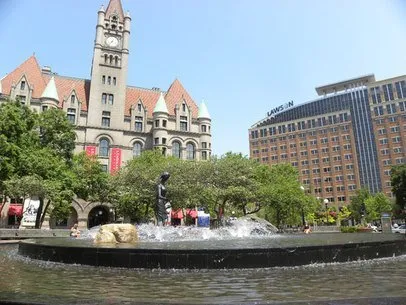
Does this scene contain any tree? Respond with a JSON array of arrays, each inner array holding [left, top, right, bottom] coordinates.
[[391, 165, 406, 221], [257, 163, 313, 228], [0, 100, 38, 196], [337, 206, 352, 226], [111, 150, 170, 222], [70, 152, 110, 202], [210, 153, 260, 217], [364, 192, 393, 223], [38, 108, 76, 161], [0, 100, 77, 227], [348, 188, 371, 224]]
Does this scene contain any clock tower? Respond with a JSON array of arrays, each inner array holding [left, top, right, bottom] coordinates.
[[87, 0, 131, 129]]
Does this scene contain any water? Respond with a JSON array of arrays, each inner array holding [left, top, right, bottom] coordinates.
[[1, 244, 406, 304], [2, 220, 406, 304], [84, 217, 278, 243]]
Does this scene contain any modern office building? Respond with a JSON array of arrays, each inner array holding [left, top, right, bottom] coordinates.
[[0, 0, 212, 228], [249, 74, 406, 208]]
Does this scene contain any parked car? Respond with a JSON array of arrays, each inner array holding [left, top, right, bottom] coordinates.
[[392, 224, 406, 233]]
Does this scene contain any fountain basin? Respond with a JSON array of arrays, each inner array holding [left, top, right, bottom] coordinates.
[[18, 233, 406, 269]]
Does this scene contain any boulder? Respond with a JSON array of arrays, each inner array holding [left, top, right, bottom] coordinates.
[[94, 223, 138, 244]]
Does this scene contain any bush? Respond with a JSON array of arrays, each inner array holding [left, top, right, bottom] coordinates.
[[340, 226, 358, 233]]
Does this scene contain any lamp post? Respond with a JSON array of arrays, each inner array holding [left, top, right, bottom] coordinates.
[[300, 186, 305, 226], [324, 199, 329, 224]]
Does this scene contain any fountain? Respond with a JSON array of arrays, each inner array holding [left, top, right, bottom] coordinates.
[[5, 173, 406, 303], [0, 217, 405, 304], [17, 216, 406, 269], [17, 172, 406, 269]]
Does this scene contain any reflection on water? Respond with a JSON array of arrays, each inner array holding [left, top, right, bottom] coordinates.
[[1, 244, 406, 304]]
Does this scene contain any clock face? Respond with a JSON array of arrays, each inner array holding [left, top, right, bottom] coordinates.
[[106, 36, 119, 47]]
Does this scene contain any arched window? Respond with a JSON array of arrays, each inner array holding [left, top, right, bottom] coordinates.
[[115, 56, 119, 66], [109, 55, 113, 64], [172, 141, 181, 158], [133, 142, 142, 157], [104, 54, 108, 63], [186, 143, 195, 160], [99, 138, 110, 157], [107, 76, 111, 85]]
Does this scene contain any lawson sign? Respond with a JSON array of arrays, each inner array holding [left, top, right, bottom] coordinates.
[[267, 100, 294, 117]]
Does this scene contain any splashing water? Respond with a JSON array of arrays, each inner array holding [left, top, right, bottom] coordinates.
[[80, 217, 278, 242], [141, 217, 277, 242]]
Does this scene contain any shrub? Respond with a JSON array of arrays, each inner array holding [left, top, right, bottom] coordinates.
[[340, 226, 358, 233]]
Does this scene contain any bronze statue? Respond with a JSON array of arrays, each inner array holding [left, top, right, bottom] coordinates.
[[156, 172, 170, 226]]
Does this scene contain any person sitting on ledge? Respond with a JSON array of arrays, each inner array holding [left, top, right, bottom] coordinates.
[[70, 223, 81, 237], [303, 223, 311, 234]]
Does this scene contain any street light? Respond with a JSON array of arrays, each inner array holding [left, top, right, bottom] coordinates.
[[324, 199, 329, 224], [300, 186, 305, 226]]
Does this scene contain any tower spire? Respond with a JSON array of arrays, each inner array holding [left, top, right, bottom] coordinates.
[[105, 0, 124, 20]]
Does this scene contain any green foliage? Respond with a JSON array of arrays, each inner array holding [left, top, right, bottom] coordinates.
[[257, 163, 315, 227], [0, 100, 84, 227], [0, 100, 38, 191], [391, 165, 406, 220], [348, 188, 371, 223], [110, 150, 169, 222], [107, 151, 318, 227], [364, 192, 393, 222], [38, 108, 76, 161], [340, 226, 358, 233], [70, 152, 110, 202]]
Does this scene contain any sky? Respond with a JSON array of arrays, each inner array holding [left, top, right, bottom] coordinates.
[[1, 0, 406, 156]]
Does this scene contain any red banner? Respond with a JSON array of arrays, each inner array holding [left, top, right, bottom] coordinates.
[[85, 146, 97, 156], [110, 148, 122, 173]]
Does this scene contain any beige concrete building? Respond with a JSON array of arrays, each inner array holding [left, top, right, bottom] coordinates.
[[0, 0, 212, 228]]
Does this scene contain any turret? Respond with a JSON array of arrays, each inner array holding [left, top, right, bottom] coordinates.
[[123, 11, 131, 53], [95, 5, 106, 47], [152, 93, 169, 155], [198, 100, 211, 160], [40, 76, 59, 109]]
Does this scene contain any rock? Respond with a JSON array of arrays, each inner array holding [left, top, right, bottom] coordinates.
[[94, 223, 138, 244]]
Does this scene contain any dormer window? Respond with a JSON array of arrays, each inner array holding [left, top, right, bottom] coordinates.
[[180, 116, 188, 131], [20, 81, 26, 90], [135, 116, 143, 132], [71, 95, 75, 104], [182, 103, 186, 112], [137, 103, 142, 112]]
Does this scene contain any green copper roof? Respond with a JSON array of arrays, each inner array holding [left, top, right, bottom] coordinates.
[[41, 76, 59, 101], [153, 92, 168, 114], [198, 100, 211, 119]]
